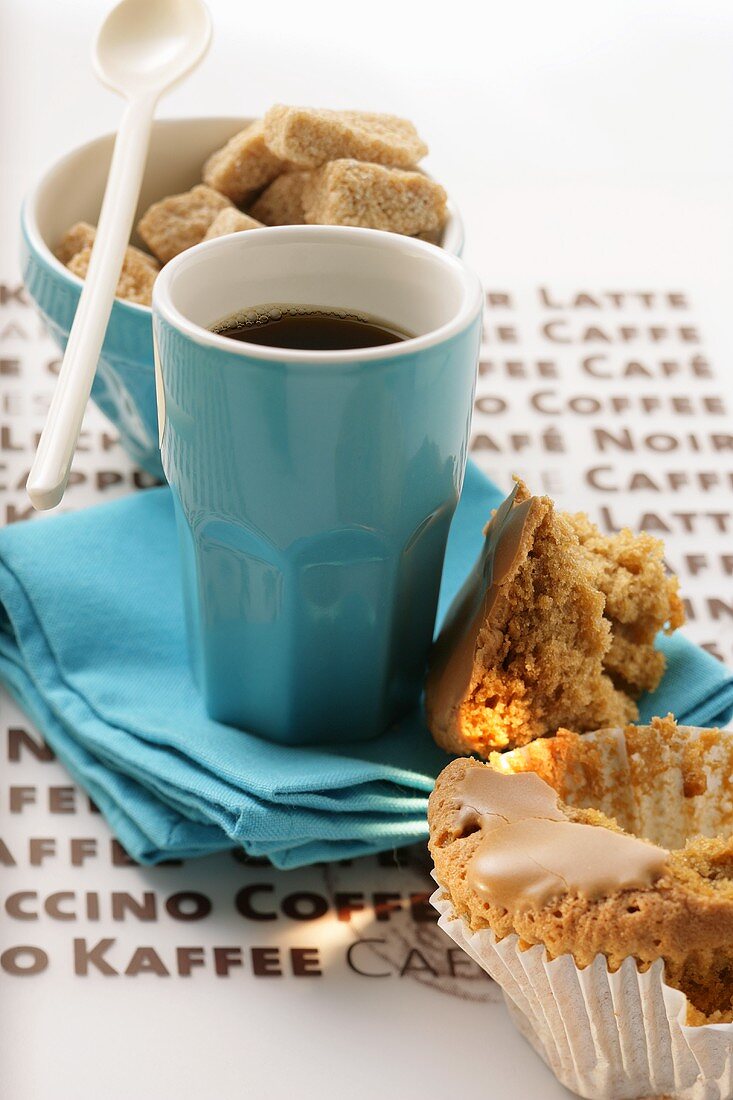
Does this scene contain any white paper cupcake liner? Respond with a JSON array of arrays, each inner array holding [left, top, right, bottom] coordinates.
[[431, 882, 733, 1100]]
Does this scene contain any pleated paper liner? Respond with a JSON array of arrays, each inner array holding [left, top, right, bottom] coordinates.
[[432, 886, 733, 1099]]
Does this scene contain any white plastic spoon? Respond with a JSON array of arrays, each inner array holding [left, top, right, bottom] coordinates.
[[27, 0, 211, 510]]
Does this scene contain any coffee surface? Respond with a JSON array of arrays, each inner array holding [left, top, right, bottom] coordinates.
[[213, 306, 411, 351]]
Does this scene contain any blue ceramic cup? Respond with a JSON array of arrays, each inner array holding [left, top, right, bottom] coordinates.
[[153, 226, 482, 744]]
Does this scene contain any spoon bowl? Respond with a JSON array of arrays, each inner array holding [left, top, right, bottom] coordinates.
[[94, 0, 212, 95]]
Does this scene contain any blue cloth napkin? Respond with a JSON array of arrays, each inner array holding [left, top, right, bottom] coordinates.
[[0, 462, 731, 869]]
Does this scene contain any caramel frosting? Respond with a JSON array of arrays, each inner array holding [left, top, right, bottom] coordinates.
[[455, 766, 669, 914], [426, 484, 536, 725]]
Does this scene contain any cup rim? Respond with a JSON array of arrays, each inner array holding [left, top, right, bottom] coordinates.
[[152, 225, 483, 367]]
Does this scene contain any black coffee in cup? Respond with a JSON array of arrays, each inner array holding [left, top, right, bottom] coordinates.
[[212, 305, 411, 351]]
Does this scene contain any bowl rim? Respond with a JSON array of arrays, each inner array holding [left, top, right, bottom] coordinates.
[[21, 114, 465, 319]]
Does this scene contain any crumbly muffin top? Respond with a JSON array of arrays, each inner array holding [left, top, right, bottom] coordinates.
[[428, 720, 733, 1020]]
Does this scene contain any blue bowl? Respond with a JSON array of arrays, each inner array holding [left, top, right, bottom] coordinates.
[[21, 116, 465, 479]]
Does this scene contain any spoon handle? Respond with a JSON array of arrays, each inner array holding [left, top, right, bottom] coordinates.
[[27, 93, 157, 510]]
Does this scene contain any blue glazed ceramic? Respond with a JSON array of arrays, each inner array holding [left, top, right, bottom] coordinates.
[[153, 226, 482, 744], [20, 117, 464, 482]]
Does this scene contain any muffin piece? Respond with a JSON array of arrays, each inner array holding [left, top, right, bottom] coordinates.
[[202, 208, 263, 240], [429, 721, 733, 1020], [426, 481, 683, 757], [137, 184, 232, 263], [203, 120, 286, 205], [569, 514, 685, 693], [66, 243, 159, 307], [249, 171, 311, 225], [263, 105, 428, 169], [303, 160, 447, 236], [426, 482, 635, 756]]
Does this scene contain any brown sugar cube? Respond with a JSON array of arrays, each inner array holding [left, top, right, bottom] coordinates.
[[263, 105, 428, 169], [249, 171, 311, 225], [137, 184, 232, 264], [55, 222, 98, 264], [414, 226, 444, 245], [302, 160, 447, 236], [67, 244, 159, 307], [202, 120, 286, 205], [56, 222, 160, 274], [203, 208, 264, 240]]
